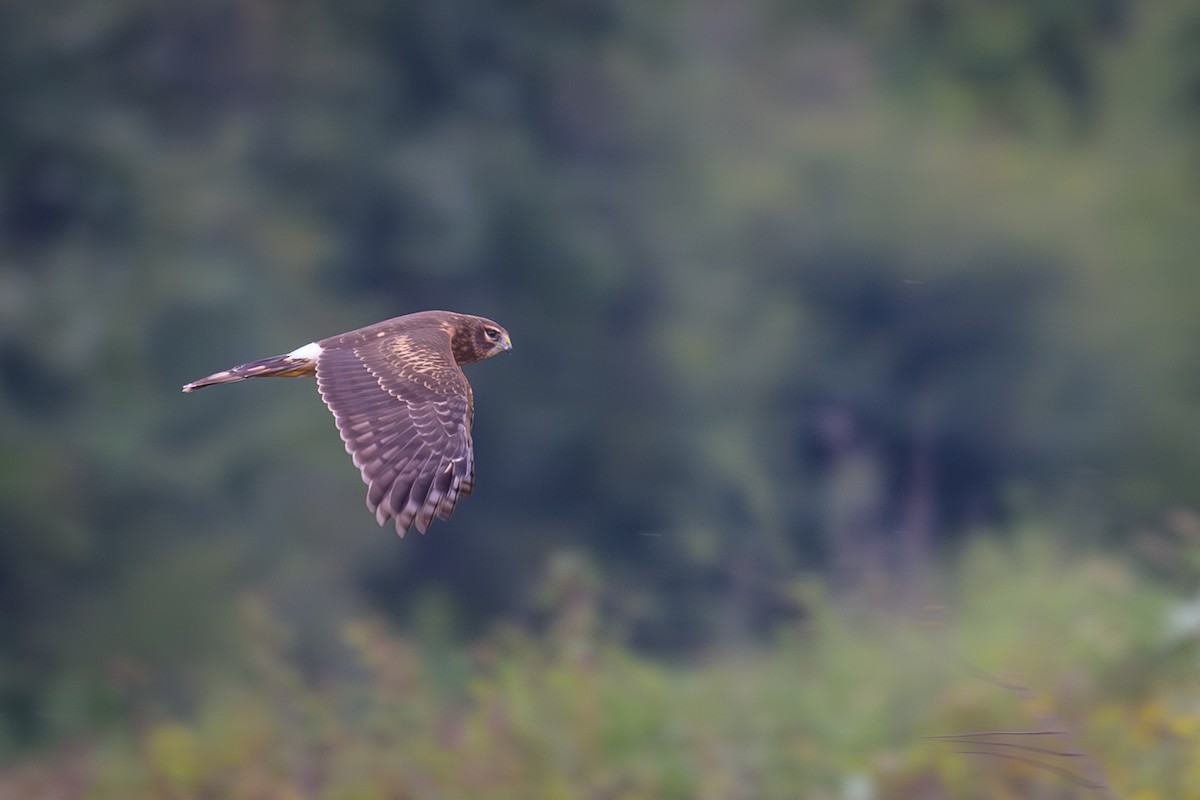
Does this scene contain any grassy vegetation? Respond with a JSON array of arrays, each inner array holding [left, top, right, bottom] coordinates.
[[2, 532, 1196, 799]]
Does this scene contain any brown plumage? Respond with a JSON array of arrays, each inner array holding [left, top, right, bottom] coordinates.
[[182, 311, 512, 536]]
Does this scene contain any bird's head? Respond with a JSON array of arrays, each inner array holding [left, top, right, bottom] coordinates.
[[452, 315, 512, 364]]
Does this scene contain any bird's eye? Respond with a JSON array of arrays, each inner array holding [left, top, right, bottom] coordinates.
[[484, 328, 500, 341]]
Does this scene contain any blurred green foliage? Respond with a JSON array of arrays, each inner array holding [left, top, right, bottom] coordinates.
[[3, 0, 1200, 792], [5, 536, 1199, 798]]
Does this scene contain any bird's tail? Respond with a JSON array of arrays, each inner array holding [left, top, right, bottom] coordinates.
[[182, 353, 316, 392]]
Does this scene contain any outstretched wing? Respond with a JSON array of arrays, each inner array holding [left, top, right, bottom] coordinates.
[[315, 332, 475, 536]]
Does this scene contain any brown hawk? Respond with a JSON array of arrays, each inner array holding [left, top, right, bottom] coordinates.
[[182, 311, 512, 536]]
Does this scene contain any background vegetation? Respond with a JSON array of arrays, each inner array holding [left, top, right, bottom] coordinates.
[[3, 0, 1200, 796]]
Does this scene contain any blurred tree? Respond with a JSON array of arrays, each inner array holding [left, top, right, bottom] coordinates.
[[3, 0, 1200, 752]]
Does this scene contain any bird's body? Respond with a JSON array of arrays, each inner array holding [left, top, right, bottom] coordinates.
[[183, 311, 512, 536]]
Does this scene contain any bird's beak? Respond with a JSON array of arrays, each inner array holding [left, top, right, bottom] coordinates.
[[501, 334, 513, 352]]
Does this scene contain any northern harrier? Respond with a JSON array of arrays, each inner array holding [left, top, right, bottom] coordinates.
[[183, 311, 512, 536]]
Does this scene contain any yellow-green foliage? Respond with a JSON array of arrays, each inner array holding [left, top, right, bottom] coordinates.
[[4, 534, 1199, 799]]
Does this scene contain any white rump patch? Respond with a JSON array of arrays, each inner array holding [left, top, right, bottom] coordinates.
[[286, 341, 323, 360]]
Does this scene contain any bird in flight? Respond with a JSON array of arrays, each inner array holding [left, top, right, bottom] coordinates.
[[183, 311, 512, 536]]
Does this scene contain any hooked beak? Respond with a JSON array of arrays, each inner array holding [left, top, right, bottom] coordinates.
[[501, 333, 513, 352]]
